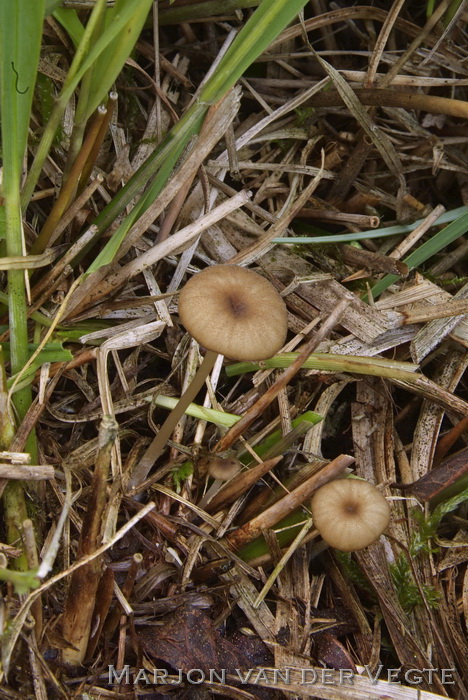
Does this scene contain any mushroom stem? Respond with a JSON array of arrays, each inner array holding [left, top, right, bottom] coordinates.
[[128, 350, 218, 490], [197, 479, 224, 511]]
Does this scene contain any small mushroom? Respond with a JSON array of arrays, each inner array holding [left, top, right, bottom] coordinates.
[[197, 454, 242, 510], [129, 265, 288, 484], [198, 453, 242, 481], [310, 478, 391, 551]]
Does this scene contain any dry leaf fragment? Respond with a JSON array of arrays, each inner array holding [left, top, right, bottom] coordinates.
[[392, 448, 468, 502], [138, 604, 253, 674]]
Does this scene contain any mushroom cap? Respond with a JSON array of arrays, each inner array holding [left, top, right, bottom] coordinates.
[[311, 478, 391, 552], [205, 455, 242, 481], [178, 265, 288, 361]]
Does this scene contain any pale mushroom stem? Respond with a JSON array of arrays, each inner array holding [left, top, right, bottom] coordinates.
[[128, 350, 218, 490], [197, 479, 224, 511]]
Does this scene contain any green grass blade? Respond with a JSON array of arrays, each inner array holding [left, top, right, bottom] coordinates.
[[45, 0, 62, 14], [272, 205, 468, 244], [53, 7, 85, 47], [199, 0, 310, 104], [151, 395, 241, 428], [0, 0, 44, 564], [82, 0, 310, 272], [83, 0, 153, 121], [2, 342, 73, 365], [0, 0, 43, 412], [22, 0, 153, 206], [368, 208, 468, 300], [0, 0, 44, 189], [226, 353, 420, 381], [7, 347, 73, 392]]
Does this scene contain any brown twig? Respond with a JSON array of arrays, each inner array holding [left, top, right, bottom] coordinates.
[[309, 87, 468, 119], [61, 415, 118, 665], [434, 417, 468, 465], [76, 92, 117, 196], [32, 107, 109, 254], [341, 244, 409, 277]]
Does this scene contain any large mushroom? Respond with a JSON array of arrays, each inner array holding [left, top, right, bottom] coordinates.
[[178, 265, 288, 361], [310, 478, 391, 551], [129, 265, 288, 486]]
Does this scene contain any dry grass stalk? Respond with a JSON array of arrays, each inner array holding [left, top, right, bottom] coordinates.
[[400, 299, 468, 324], [64, 87, 243, 318], [21, 518, 42, 642], [410, 348, 468, 481], [205, 456, 283, 514], [309, 88, 468, 119], [298, 209, 379, 227], [356, 546, 458, 695], [392, 374, 468, 419], [377, 0, 453, 88], [388, 205, 446, 260], [228, 169, 325, 265], [99, 553, 143, 649], [252, 517, 316, 608], [273, 7, 441, 48], [365, 0, 407, 87], [32, 109, 111, 254], [61, 415, 118, 665], [340, 244, 409, 276], [237, 458, 326, 528], [0, 464, 55, 479], [2, 502, 156, 677], [411, 282, 468, 362]]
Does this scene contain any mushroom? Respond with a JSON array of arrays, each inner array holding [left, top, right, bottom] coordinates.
[[178, 264, 288, 362], [310, 478, 391, 551], [197, 453, 242, 510], [198, 452, 242, 481], [129, 265, 288, 487]]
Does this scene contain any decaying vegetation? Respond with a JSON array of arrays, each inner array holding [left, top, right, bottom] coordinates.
[[0, 0, 467, 698]]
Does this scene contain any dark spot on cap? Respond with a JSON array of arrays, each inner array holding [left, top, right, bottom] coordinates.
[[227, 295, 247, 316], [344, 501, 359, 515]]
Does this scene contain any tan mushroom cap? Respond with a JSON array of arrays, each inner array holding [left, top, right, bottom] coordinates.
[[311, 478, 391, 552], [178, 265, 288, 361], [206, 456, 242, 480]]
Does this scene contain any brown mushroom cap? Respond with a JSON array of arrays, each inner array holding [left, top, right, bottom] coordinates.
[[178, 265, 288, 361], [205, 456, 242, 481], [310, 478, 391, 552]]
